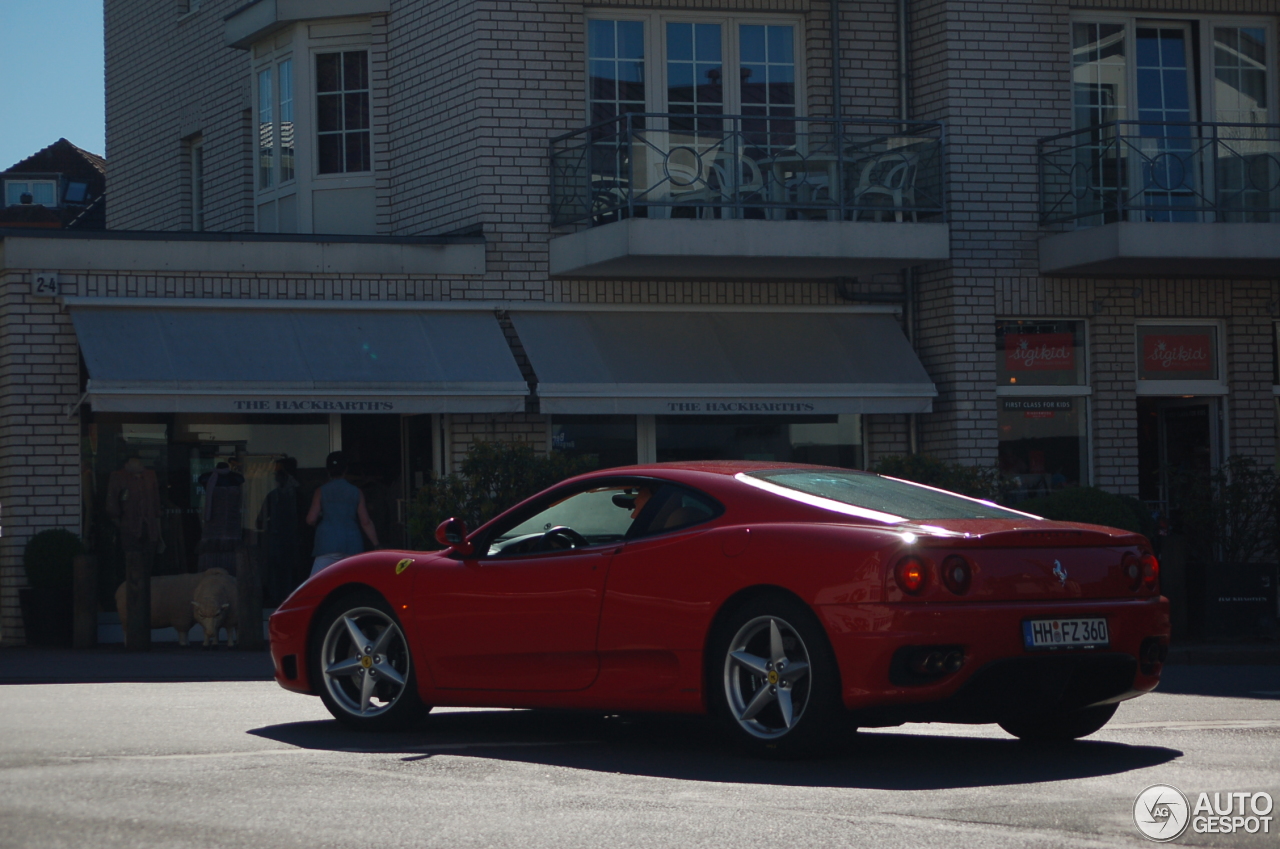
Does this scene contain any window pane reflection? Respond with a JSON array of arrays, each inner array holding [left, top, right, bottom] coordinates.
[[998, 399, 1088, 502], [656, 415, 863, 468], [551, 416, 637, 470]]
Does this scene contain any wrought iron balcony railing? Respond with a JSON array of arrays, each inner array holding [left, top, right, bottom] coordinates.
[[549, 114, 946, 227], [1039, 120, 1280, 227]]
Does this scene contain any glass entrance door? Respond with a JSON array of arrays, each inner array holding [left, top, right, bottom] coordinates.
[[1137, 397, 1220, 515]]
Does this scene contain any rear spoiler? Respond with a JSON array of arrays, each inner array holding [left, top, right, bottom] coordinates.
[[918, 526, 1148, 549]]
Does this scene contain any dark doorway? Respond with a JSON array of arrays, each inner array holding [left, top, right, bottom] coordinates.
[[341, 414, 404, 549], [1138, 398, 1219, 638], [1137, 397, 1218, 513]]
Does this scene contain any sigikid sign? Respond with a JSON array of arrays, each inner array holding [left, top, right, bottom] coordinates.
[[1004, 333, 1075, 372], [1142, 334, 1213, 373]]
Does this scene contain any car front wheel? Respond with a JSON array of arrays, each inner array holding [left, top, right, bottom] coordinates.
[[708, 595, 846, 756], [310, 591, 428, 731]]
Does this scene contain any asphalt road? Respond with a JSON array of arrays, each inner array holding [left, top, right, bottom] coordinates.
[[0, 664, 1276, 849]]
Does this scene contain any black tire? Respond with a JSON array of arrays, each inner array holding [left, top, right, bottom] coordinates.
[[706, 594, 848, 757], [308, 589, 429, 731], [998, 702, 1118, 742]]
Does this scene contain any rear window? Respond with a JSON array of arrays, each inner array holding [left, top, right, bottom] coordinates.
[[741, 469, 1028, 521]]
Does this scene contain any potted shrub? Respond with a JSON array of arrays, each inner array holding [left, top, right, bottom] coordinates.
[[1169, 457, 1280, 640], [17, 529, 84, 647]]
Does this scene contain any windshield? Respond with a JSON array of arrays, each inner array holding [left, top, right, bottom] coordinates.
[[741, 470, 1029, 521]]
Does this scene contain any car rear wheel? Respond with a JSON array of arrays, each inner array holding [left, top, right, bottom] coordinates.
[[708, 595, 846, 756], [310, 590, 429, 731], [998, 702, 1118, 742]]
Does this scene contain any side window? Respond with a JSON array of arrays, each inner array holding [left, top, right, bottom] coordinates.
[[316, 50, 371, 174], [631, 484, 721, 537], [482, 483, 642, 556]]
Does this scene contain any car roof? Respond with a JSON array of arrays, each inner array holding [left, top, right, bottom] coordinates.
[[578, 460, 865, 478]]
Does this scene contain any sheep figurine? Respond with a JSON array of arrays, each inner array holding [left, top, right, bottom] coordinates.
[[114, 568, 238, 648], [191, 569, 238, 648]]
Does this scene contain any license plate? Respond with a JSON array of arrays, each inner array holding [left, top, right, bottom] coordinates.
[[1022, 617, 1109, 650]]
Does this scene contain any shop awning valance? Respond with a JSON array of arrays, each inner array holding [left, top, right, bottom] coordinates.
[[507, 307, 937, 415], [67, 301, 530, 414]]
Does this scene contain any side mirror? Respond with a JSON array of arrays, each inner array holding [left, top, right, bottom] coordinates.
[[435, 518, 474, 556]]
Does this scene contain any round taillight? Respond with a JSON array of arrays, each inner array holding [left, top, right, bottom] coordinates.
[[1140, 552, 1160, 590], [895, 557, 928, 595], [941, 555, 972, 595], [1123, 553, 1142, 590]]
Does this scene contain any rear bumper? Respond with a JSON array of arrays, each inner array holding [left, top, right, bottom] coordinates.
[[817, 596, 1169, 723]]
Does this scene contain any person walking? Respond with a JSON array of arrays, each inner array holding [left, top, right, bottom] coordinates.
[[307, 451, 379, 576]]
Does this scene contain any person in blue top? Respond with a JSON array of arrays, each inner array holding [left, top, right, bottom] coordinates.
[[307, 451, 380, 576]]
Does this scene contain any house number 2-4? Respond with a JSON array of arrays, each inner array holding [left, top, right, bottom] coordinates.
[[33, 273, 59, 296]]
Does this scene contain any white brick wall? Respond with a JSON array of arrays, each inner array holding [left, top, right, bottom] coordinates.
[[0, 273, 86, 643]]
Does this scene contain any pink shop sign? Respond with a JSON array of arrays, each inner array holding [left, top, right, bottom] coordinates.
[[1140, 332, 1216, 380], [1005, 333, 1076, 372]]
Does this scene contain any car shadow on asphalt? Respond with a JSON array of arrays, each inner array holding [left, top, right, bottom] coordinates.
[[1154, 665, 1280, 700], [248, 709, 1181, 790]]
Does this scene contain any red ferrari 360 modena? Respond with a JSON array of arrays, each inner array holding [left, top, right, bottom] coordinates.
[[269, 461, 1170, 754]]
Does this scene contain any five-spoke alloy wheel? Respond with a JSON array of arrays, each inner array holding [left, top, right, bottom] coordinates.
[[724, 616, 813, 740], [709, 595, 845, 755], [310, 592, 427, 730]]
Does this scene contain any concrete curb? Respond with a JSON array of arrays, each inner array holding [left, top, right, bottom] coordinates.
[[0, 645, 275, 684]]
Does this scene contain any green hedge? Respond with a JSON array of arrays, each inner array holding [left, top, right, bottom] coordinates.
[[1019, 487, 1146, 534], [407, 442, 593, 548], [869, 454, 1002, 500]]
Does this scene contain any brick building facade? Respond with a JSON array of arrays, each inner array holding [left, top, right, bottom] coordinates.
[[2, 0, 1277, 643]]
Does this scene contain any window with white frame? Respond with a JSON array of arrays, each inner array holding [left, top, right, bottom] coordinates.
[[257, 58, 295, 190], [1073, 19, 1272, 128], [586, 14, 801, 124], [316, 50, 370, 174], [247, 22, 375, 235], [1070, 16, 1277, 223], [995, 319, 1091, 501], [1134, 321, 1227, 395], [5, 180, 57, 206]]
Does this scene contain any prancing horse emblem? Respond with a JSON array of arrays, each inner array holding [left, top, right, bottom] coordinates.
[[1053, 560, 1068, 586]]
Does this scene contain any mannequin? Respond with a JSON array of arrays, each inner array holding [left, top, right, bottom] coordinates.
[[106, 456, 162, 652], [106, 457, 161, 549], [197, 461, 245, 574], [257, 456, 302, 605]]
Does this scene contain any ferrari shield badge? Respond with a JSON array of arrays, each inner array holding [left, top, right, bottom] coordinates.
[[395, 558, 413, 575]]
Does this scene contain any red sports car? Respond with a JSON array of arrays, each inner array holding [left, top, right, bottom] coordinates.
[[269, 461, 1169, 754]]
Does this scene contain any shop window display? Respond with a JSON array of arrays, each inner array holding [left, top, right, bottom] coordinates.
[[656, 415, 863, 468], [82, 414, 332, 613], [996, 319, 1089, 501], [551, 416, 638, 470], [998, 399, 1089, 502]]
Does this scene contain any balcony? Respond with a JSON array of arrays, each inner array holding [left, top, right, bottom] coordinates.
[[547, 115, 950, 280], [1038, 121, 1280, 277]]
